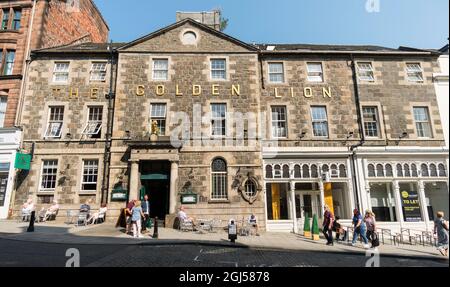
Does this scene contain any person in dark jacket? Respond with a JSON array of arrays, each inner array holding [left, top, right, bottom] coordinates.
[[141, 195, 150, 233]]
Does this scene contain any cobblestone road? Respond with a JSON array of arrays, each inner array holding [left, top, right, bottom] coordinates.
[[0, 239, 447, 267]]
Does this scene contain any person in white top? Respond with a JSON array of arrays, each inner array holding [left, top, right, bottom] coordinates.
[[248, 214, 260, 236], [178, 206, 196, 226], [21, 198, 35, 222], [42, 200, 59, 222], [87, 203, 108, 225]]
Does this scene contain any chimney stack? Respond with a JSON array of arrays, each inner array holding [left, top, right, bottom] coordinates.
[[176, 10, 221, 31]]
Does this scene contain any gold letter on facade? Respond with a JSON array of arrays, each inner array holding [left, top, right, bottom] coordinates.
[[136, 85, 145, 97], [304, 87, 313, 98], [212, 85, 220, 96], [156, 85, 165, 96], [290, 87, 295, 98], [91, 88, 99, 99], [176, 85, 183, 97], [323, 87, 332, 98], [232, 85, 240, 96], [193, 85, 202, 96], [69, 87, 78, 98], [274, 88, 281, 98]]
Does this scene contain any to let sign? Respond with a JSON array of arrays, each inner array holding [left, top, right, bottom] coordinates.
[[14, 153, 32, 170]]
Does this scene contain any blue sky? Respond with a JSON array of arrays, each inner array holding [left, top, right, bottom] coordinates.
[[95, 0, 449, 49]]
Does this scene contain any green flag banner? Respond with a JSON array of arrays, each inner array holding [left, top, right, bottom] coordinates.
[[14, 153, 32, 170]]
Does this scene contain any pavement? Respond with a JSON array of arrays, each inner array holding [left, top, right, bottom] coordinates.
[[0, 220, 448, 263]]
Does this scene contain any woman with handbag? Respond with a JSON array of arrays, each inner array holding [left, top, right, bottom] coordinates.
[[364, 210, 379, 249], [352, 209, 370, 249], [434, 211, 449, 257]]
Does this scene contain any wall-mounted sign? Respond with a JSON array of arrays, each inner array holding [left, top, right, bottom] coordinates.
[[14, 153, 31, 170], [111, 187, 128, 202], [401, 190, 422, 222], [181, 194, 198, 204]]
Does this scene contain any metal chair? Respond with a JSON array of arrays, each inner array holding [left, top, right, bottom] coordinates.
[[179, 218, 194, 232], [76, 212, 88, 227], [18, 210, 32, 223]]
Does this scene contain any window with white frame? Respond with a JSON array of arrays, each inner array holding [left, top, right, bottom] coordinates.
[[90, 62, 107, 81], [150, 103, 167, 136], [53, 62, 70, 83], [211, 158, 228, 200], [0, 96, 7, 128], [307, 62, 324, 82], [244, 179, 257, 198], [152, 59, 169, 80], [271, 106, 287, 138], [268, 62, 284, 83], [311, 106, 329, 137], [211, 59, 227, 80], [362, 106, 380, 138], [413, 107, 432, 138], [40, 160, 58, 191], [406, 63, 424, 82], [83, 106, 103, 138], [81, 160, 99, 192], [44, 106, 64, 138], [211, 103, 227, 137], [357, 62, 375, 82]]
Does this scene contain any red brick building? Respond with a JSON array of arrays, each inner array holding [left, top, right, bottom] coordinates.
[[0, 0, 109, 219]]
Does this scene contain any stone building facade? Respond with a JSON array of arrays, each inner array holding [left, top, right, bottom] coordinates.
[[14, 18, 449, 233], [0, 0, 108, 219]]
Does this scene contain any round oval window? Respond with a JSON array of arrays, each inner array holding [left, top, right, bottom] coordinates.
[[182, 31, 197, 45]]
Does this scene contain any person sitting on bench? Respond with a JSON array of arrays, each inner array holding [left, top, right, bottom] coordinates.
[[248, 214, 260, 236]]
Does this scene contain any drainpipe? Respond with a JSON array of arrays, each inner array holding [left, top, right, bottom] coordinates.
[[349, 54, 366, 212], [15, 0, 37, 126], [100, 42, 117, 205]]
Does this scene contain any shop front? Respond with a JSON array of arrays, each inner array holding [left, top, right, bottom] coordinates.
[[0, 128, 21, 219], [264, 155, 355, 233], [359, 151, 449, 233]]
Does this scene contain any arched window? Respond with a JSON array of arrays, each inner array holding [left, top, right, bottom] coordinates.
[[376, 164, 384, 177], [421, 164, 429, 177], [244, 180, 257, 198], [274, 165, 282, 178], [339, 164, 347, 178], [283, 165, 290, 178], [430, 164, 438, 177], [438, 164, 447, 177], [411, 164, 418, 177], [294, 165, 301, 178], [302, 165, 310, 178], [211, 158, 228, 200], [404, 164, 411, 177], [385, 164, 393, 177], [265, 165, 273, 179], [397, 164, 403, 177], [368, 164, 376, 177], [311, 165, 319, 178], [331, 164, 338, 178], [322, 164, 329, 173]]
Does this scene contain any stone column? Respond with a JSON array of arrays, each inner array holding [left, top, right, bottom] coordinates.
[[418, 180, 430, 232], [290, 182, 298, 234], [129, 160, 140, 201], [318, 180, 325, 219], [392, 180, 404, 229], [169, 161, 179, 214]]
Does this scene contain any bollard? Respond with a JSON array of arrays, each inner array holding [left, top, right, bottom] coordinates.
[[27, 211, 35, 232], [152, 216, 159, 239]]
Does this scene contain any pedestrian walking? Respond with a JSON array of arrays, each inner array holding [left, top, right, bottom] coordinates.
[[352, 209, 370, 249], [131, 201, 145, 238], [142, 195, 150, 233], [434, 211, 449, 257], [322, 205, 335, 246], [364, 210, 379, 249], [125, 199, 136, 235]]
